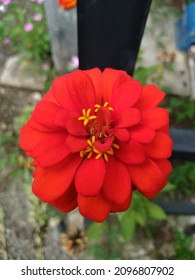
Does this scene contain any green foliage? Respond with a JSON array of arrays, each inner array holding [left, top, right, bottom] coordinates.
[[165, 96, 195, 129], [0, 1, 50, 63], [86, 220, 121, 260], [87, 190, 169, 259], [173, 230, 195, 260], [117, 191, 168, 243], [169, 162, 195, 198]]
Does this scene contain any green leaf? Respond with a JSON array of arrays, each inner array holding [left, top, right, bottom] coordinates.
[[118, 210, 136, 242], [86, 222, 107, 240], [161, 182, 176, 192], [146, 201, 167, 220], [134, 209, 147, 227]]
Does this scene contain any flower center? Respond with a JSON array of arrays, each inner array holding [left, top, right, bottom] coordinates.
[[78, 102, 119, 161]]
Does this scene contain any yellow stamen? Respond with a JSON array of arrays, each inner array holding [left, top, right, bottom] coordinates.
[[112, 143, 120, 150], [107, 148, 114, 155], [103, 153, 109, 162], [78, 108, 97, 126]]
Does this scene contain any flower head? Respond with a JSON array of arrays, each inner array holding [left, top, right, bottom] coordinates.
[[1, 0, 12, 6], [33, 13, 42, 21], [24, 23, 34, 32], [3, 37, 10, 45], [69, 55, 79, 68], [58, 0, 77, 10], [20, 68, 173, 222], [36, 0, 44, 4]]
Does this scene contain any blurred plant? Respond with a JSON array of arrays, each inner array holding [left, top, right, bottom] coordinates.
[[0, 105, 34, 178], [165, 96, 195, 129], [0, 0, 50, 63], [173, 230, 195, 260], [86, 186, 174, 259], [169, 162, 195, 198]]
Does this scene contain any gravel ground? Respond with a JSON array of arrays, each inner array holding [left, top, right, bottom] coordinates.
[[0, 85, 71, 260]]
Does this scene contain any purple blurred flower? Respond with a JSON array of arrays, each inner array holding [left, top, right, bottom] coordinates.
[[3, 37, 10, 45], [24, 23, 34, 32], [36, 0, 44, 4], [33, 13, 42, 21], [1, 0, 12, 5], [70, 55, 79, 68]]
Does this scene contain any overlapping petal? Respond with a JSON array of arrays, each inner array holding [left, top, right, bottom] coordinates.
[[78, 193, 110, 222], [75, 157, 106, 196], [103, 157, 132, 204], [32, 155, 81, 202]]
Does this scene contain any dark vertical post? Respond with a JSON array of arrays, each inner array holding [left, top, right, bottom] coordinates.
[[77, 0, 152, 75]]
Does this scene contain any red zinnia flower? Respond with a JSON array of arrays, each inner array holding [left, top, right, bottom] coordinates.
[[19, 68, 173, 222], [58, 0, 77, 10]]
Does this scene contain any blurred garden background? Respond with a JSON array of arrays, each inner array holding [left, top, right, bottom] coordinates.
[[0, 0, 195, 260]]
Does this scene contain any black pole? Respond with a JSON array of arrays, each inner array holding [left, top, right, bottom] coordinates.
[[77, 0, 152, 75]]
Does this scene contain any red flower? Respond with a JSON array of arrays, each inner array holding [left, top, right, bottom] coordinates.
[[19, 68, 173, 222], [58, 0, 77, 10]]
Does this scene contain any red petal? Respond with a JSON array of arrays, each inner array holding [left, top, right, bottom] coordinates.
[[66, 135, 87, 152], [75, 157, 106, 196], [115, 140, 146, 164], [145, 132, 173, 159], [112, 128, 130, 142], [20, 124, 51, 152], [115, 108, 141, 128], [49, 184, 77, 213], [66, 119, 88, 136], [32, 101, 61, 129], [142, 108, 169, 129], [102, 68, 132, 102], [94, 137, 113, 152], [84, 68, 102, 104], [78, 194, 110, 222], [52, 75, 77, 110], [32, 155, 82, 202], [153, 159, 172, 177], [135, 84, 165, 110], [111, 80, 142, 114], [110, 194, 132, 212], [128, 158, 165, 195], [66, 70, 96, 112], [32, 133, 70, 167], [103, 157, 132, 204], [42, 86, 59, 105], [141, 178, 168, 199], [130, 125, 155, 144]]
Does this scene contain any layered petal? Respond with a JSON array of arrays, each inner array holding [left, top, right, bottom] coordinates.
[[128, 158, 165, 195], [32, 133, 70, 167], [145, 132, 173, 159], [49, 184, 77, 213], [115, 140, 146, 164], [102, 68, 132, 102], [103, 157, 132, 204], [66, 70, 96, 112], [135, 84, 165, 110], [84, 68, 102, 104], [111, 80, 142, 114], [32, 155, 82, 202], [78, 193, 110, 222], [114, 108, 141, 128], [66, 135, 87, 153], [20, 124, 53, 153], [130, 125, 155, 144], [75, 157, 106, 196], [141, 108, 169, 129], [110, 194, 132, 212]]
